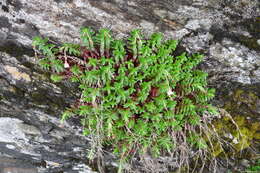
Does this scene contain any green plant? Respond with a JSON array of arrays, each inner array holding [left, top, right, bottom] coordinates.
[[32, 28, 218, 172], [246, 159, 260, 172]]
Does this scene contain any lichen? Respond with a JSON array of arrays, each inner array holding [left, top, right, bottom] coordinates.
[[4, 65, 31, 82]]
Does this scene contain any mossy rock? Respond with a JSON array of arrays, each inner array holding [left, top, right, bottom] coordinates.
[[210, 112, 260, 157], [0, 95, 3, 101], [238, 17, 260, 51], [221, 84, 260, 120]]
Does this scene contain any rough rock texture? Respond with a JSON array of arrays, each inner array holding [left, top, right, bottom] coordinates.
[[0, 0, 259, 172]]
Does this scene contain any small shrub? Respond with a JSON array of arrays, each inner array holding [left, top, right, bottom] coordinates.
[[32, 28, 218, 172]]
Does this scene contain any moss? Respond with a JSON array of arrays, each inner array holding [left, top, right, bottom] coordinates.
[[210, 114, 260, 157], [0, 95, 3, 101], [238, 36, 259, 51], [233, 89, 258, 107], [211, 143, 224, 157], [223, 86, 260, 120]]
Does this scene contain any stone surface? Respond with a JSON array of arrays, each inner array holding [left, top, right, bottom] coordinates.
[[0, 0, 259, 172]]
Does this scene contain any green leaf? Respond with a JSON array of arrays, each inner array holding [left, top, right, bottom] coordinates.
[[170, 120, 179, 128], [112, 40, 125, 63], [70, 76, 80, 82], [158, 137, 172, 152], [164, 111, 175, 119], [166, 100, 177, 109], [80, 27, 95, 50], [111, 112, 119, 120], [50, 74, 63, 82], [119, 109, 132, 122], [151, 113, 162, 122], [88, 58, 98, 67], [61, 110, 73, 122], [158, 82, 170, 94], [127, 119, 135, 129], [51, 59, 64, 72], [189, 114, 200, 125], [32, 36, 47, 47], [175, 113, 184, 121], [166, 39, 178, 51], [149, 32, 163, 49], [38, 58, 51, 70], [123, 100, 138, 111], [79, 105, 91, 115], [145, 102, 157, 113], [71, 65, 82, 75], [133, 120, 148, 136], [197, 138, 207, 149], [151, 144, 160, 157], [116, 119, 125, 128], [83, 128, 91, 136], [60, 43, 80, 56], [207, 105, 218, 115], [96, 28, 112, 56]]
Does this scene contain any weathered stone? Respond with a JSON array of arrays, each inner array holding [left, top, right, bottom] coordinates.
[[0, 0, 259, 172], [4, 65, 31, 82]]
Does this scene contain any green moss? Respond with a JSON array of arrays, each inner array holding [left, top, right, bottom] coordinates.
[[223, 86, 260, 120], [233, 89, 258, 108], [0, 95, 3, 101], [211, 143, 224, 157], [238, 36, 259, 51], [211, 114, 260, 157]]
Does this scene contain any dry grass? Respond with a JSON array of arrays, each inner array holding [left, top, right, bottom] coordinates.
[[85, 108, 243, 173]]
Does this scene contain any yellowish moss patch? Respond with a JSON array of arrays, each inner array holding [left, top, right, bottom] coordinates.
[[210, 114, 260, 157]]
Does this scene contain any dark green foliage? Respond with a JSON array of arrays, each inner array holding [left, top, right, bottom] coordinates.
[[32, 28, 217, 171]]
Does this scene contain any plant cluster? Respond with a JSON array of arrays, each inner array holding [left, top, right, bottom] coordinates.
[[32, 28, 218, 172], [246, 159, 260, 173]]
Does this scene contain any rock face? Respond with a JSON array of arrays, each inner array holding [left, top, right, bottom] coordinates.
[[0, 0, 259, 172]]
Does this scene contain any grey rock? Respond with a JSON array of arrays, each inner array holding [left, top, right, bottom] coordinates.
[[185, 19, 212, 31], [209, 38, 259, 84], [0, 157, 38, 173], [240, 159, 250, 168], [0, 118, 29, 144], [0, 0, 259, 172]]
